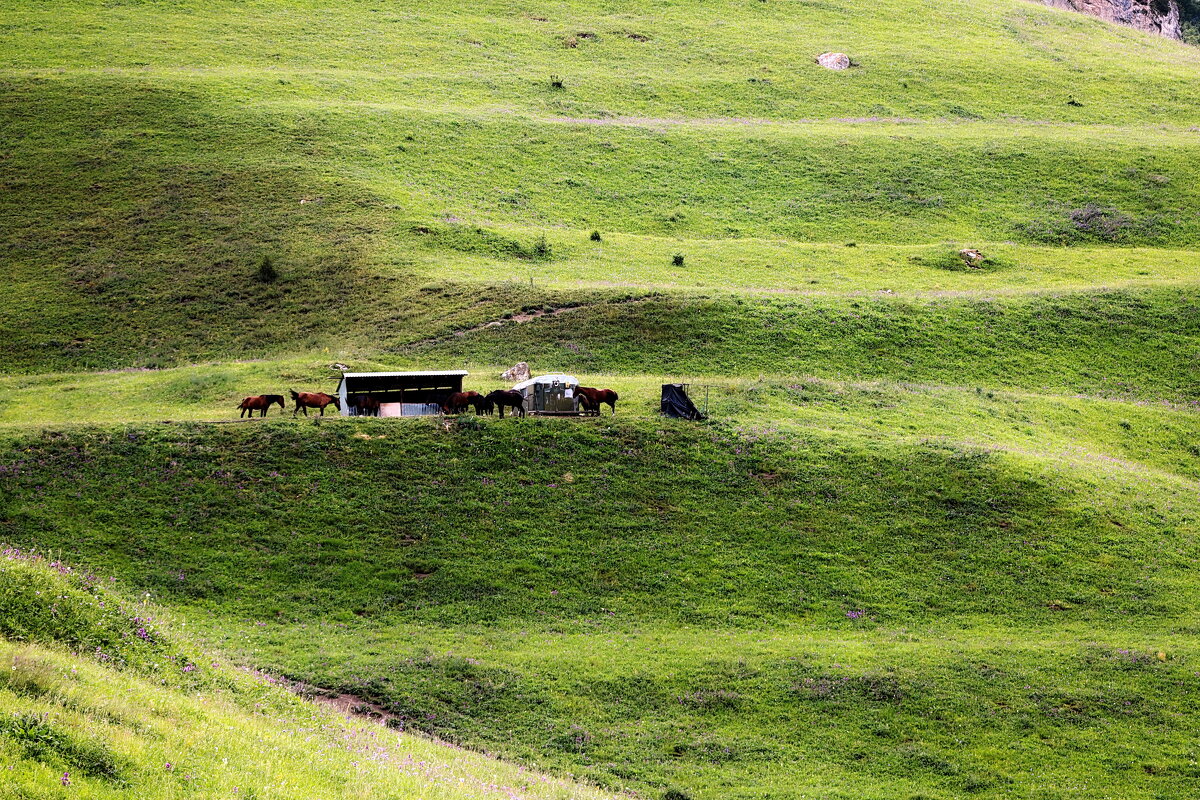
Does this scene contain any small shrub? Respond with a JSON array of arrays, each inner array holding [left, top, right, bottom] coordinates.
[[672, 254, 685, 267], [589, 230, 602, 242], [549, 74, 564, 89], [662, 789, 692, 800], [256, 255, 278, 283]]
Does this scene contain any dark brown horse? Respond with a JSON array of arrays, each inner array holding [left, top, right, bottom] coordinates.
[[350, 395, 381, 417], [485, 389, 526, 419], [442, 391, 484, 415], [237, 394, 285, 418], [576, 386, 618, 416], [290, 389, 341, 417]]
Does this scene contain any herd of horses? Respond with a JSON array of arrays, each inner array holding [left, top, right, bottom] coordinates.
[[237, 390, 340, 417], [236, 387, 619, 419]]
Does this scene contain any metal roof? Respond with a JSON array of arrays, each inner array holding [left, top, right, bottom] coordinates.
[[512, 373, 579, 392], [340, 370, 469, 379]]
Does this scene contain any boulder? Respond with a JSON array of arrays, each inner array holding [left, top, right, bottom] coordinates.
[[816, 52, 852, 70], [501, 362, 532, 382], [958, 249, 986, 268]]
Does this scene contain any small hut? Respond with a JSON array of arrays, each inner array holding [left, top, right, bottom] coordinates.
[[512, 373, 580, 415]]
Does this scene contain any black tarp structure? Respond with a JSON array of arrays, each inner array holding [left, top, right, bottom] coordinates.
[[661, 384, 706, 420]]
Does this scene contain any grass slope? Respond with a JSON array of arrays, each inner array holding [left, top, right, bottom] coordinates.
[[3, 0, 1200, 371], [2, 418, 1198, 798], [4, 1, 1200, 798], [0, 553, 613, 800]]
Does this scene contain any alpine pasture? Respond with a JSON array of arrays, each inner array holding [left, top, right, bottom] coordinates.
[[2, 1, 1199, 799]]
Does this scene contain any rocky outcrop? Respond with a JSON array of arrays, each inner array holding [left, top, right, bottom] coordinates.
[[1041, 0, 1182, 39], [501, 362, 532, 382], [816, 52, 852, 70]]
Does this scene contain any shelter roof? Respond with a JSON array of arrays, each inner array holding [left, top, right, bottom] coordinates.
[[512, 373, 579, 392]]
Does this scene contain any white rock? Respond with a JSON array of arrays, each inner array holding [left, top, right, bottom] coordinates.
[[816, 52, 852, 70], [501, 362, 532, 382]]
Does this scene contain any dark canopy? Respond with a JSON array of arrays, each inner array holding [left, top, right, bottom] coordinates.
[[335, 370, 467, 414], [661, 384, 705, 420]]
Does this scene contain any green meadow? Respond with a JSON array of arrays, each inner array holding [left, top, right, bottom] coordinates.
[[2, 0, 1200, 798], [0, 554, 613, 800]]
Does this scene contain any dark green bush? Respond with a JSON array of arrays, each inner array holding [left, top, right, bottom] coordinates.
[[256, 255, 278, 283]]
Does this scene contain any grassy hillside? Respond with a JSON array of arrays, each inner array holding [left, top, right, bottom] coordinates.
[[3, 0, 1200, 371], [0, 552, 613, 800], [2, 417, 1198, 798], [4, 1, 1200, 799]]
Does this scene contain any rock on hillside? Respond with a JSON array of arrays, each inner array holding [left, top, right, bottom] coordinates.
[[1042, 0, 1183, 39]]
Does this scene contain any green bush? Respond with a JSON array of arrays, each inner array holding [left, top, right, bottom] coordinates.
[[256, 255, 278, 283]]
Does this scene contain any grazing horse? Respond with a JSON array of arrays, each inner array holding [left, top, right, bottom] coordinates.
[[576, 386, 619, 416], [485, 389, 526, 419], [237, 394, 285, 418], [350, 395, 381, 417], [467, 393, 493, 415], [442, 391, 484, 415], [290, 389, 341, 417]]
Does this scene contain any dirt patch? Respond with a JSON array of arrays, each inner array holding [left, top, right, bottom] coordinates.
[[275, 676, 407, 729], [312, 691, 405, 727]]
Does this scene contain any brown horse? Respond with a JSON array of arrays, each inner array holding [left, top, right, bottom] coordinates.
[[485, 389, 526, 419], [442, 391, 484, 415], [290, 389, 341, 417], [576, 387, 618, 416], [350, 395, 381, 417], [237, 394, 285, 418]]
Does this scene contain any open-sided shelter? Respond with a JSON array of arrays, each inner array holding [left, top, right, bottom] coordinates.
[[336, 370, 468, 417]]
